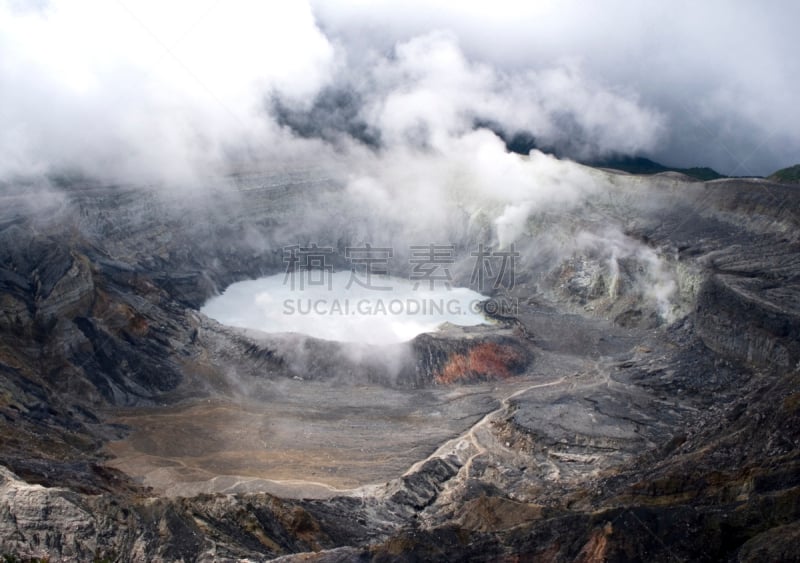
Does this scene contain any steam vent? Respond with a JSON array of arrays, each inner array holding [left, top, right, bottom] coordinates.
[[2, 3, 800, 562]]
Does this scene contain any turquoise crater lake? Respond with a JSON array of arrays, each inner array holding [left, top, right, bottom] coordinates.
[[201, 271, 490, 344]]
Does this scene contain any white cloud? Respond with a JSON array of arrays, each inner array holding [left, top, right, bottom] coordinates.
[[0, 0, 335, 183], [355, 32, 663, 158]]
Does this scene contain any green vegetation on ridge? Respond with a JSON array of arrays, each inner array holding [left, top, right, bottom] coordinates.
[[768, 164, 800, 184]]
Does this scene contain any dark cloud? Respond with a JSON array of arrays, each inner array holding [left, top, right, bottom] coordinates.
[[272, 87, 381, 149]]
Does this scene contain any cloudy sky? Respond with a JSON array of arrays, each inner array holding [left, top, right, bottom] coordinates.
[[1, 0, 797, 182]]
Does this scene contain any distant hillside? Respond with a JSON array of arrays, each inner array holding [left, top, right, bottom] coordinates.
[[768, 164, 800, 184], [478, 122, 728, 182], [587, 155, 726, 181]]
